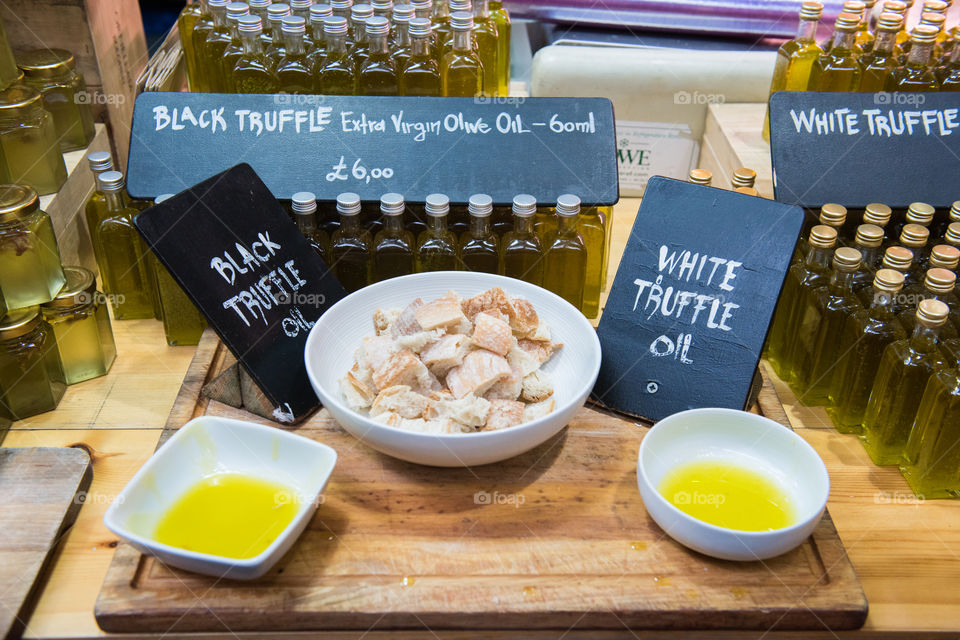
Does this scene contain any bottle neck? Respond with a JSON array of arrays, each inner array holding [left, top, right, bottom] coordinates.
[[104, 190, 128, 211], [410, 34, 431, 55], [353, 22, 368, 42], [806, 245, 834, 270], [829, 268, 857, 293], [384, 213, 403, 231], [908, 40, 934, 66], [394, 22, 410, 46], [452, 28, 472, 51], [873, 29, 898, 54], [211, 8, 227, 26], [328, 32, 348, 53], [241, 31, 264, 54], [284, 31, 306, 54], [797, 16, 819, 42], [368, 32, 389, 54], [869, 288, 899, 317], [428, 213, 448, 232], [296, 212, 317, 233], [558, 214, 578, 233], [228, 19, 242, 39], [856, 244, 882, 267], [513, 215, 534, 234], [470, 213, 490, 235], [910, 322, 942, 353], [473, 0, 490, 19], [831, 29, 856, 52]]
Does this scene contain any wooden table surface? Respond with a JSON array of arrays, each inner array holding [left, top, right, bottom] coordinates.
[[4, 196, 960, 639]]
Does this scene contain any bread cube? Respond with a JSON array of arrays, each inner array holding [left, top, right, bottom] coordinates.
[[446, 349, 512, 398]]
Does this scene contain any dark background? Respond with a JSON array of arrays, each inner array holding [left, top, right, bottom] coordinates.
[[141, 1, 181, 54]]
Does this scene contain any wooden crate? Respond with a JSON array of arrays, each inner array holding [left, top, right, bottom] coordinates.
[[95, 333, 868, 635], [698, 103, 772, 199], [0, 0, 149, 169]]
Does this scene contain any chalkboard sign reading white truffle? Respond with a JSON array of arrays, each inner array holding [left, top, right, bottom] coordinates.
[[125, 92, 618, 205], [769, 91, 960, 208], [594, 176, 803, 422], [134, 163, 346, 423]]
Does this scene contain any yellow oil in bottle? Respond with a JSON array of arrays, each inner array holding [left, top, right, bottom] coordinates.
[[658, 460, 794, 531], [459, 194, 500, 274], [374, 193, 415, 281], [862, 299, 948, 466], [899, 268, 960, 339], [276, 16, 315, 92], [489, 0, 510, 95], [292, 192, 330, 264], [83, 152, 113, 244], [850, 224, 885, 292], [441, 13, 483, 96], [233, 16, 280, 93], [0, 15, 19, 90], [0, 85, 67, 196], [472, 0, 499, 96], [763, 1, 824, 141], [501, 194, 544, 286], [317, 18, 357, 94], [854, 0, 876, 50], [264, 4, 292, 69], [807, 12, 863, 91], [578, 205, 606, 319], [153, 473, 299, 559], [330, 193, 374, 291], [156, 260, 207, 346], [188, 2, 217, 91], [900, 366, 960, 498], [218, 4, 250, 91], [416, 193, 458, 272], [390, 7, 415, 72], [859, 12, 903, 91], [400, 18, 442, 95], [350, 5, 374, 71], [889, 25, 941, 91], [198, 0, 235, 92], [358, 17, 399, 94], [543, 194, 587, 310]]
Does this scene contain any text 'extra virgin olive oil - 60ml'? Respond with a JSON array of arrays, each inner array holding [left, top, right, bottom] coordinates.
[[416, 193, 458, 272], [330, 192, 374, 291]]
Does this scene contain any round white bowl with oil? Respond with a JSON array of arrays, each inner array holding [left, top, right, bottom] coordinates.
[[637, 407, 830, 561]]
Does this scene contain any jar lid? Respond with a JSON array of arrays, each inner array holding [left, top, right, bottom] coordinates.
[[0, 84, 43, 113], [42, 266, 96, 309], [0, 184, 40, 223], [17, 48, 76, 79], [0, 306, 42, 340]]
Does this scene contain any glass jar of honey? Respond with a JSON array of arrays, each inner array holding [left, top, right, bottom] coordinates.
[[41, 266, 116, 384], [0, 184, 66, 310], [0, 306, 65, 420], [0, 85, 67, 195], [17, 48, 96, 152]]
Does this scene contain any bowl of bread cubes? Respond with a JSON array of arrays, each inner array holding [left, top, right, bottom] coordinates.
[[304, 272, 602, 466]]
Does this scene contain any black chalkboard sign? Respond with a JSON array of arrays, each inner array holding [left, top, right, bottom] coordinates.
[[134, 163, 346, 423], [594, 176, 803, 422], [126, 92, 618, 206], [770, 91, 960, 208]]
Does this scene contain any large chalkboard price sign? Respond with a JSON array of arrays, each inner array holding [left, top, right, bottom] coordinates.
[[126, 92, 618, 206], [769, 91, 960, 208], [594, 176, 803, 422], [135, 163, 346, 423]]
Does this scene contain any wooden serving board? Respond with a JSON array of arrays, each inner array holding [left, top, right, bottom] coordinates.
[[95, 332, 867, 634], [0, 447, 92, 640]]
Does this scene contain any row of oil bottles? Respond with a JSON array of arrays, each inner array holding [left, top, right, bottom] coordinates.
[[284, 190, 613, 318], [178, 0, 510, 96], [762, 0, 960, 139], [766, 198, 960, 499]]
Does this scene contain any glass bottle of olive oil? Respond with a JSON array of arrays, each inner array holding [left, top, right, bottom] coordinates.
[[350, 4, 375, 71], [687, 169, 712, 186], [897, 223, 931, 278], [442, 12, 483, 96], [900, 268, 960, 335], [431, 0, 452, 59], [855, 0, 877, 50], [317, 17, 357, 93], [416, 193, 458, 272], [766, 225, 837, 379], [188, 1, 216, 91], [233, 16, 280, 93], [276, 17, 317, 92], [943, 222, 960, 251], [332, 0, 354, 21], [850, 223, 886, 291], [330, 192, 373, 292], [472, 0, 499, 97], [889, 25, 941, 90], [900, 364, 960, 498], [400, 18, 441, 95], [93, 171, 155, 320], [862, 298, 948, 465], [578, 204, 606, 319], [858, 245, 913, 308], [501, 193, 544, 286], [796, 203, 846, 263], [533, 202, 556, 244], [358, 17, 399, 94], [793, 247, 864, 404], [266, 4, 293, 57], [837, 0, 867, 53], [940, 45, 960, 90], [932, 201, 960, 239], [308, 4, 333, 50], [292, 192, 330, 264], [762, 1, 824, 141], [489, 0, 510, 95], [178, 0, 210, 91], [543, 194, 587, 310], [391, 6, 414, 70], [290, 0, 314, 20], [459, 194, 500, 274], [827, 268, 907, 432], [220, 3, 251, 91], [807, 12, 863, 91], [892, 201, 935, 241], [249, 0, 272, 43], [373, 0, 394, 20], [862, 202, 893, 241], [412, 0, 432, 19], [859, 11, 904, 91], [199, 0, 234, 92], [84, 151, 113, 241], [374, 193, 415, 281]]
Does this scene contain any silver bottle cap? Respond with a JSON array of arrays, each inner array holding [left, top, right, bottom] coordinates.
[[393, 4, 414, 21], [88, 151, 113, 173], [450, 10, 473, 30], [425, 193, 450, 216], [365, 15, 390, 35], [408, 17, 431, 36], [237, 14, 264, 33], [352, 3, 374, 19], [310, 4, 333, 21], [282, 15, 307, 33], [449, 0, 472, 12], [380, 192, 405, 215], [249, 0, 271, 8], [512, 194, 537, 217], [291, 191, 318, 215], [336, 192, 362, 215], [330, 0, 353, 9], [209, 0, 230, 8], [268, 3, 292, 22], [468, 193, 493, 216], [372, 0, 394, 11], [556, 194, 581, 216], [97, 170, 125, 193], [290, 0, 314, 10], [226, 2, 251, 20], [324, 16, 349, 33]]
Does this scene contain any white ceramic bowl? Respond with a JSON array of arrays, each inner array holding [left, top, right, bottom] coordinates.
[[104, 416, 337, 580], [637, 408, 829, 561], [304, 272, 602, 467]]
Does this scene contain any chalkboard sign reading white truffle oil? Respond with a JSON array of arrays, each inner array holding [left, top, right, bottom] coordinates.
[[594, 177, 803, 422], [134, 163, 346, 423]]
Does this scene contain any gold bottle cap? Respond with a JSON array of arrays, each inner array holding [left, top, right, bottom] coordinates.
[[945, 222, 960, 246], [855, 223, 885, 247], [809, 224, 838, 248], [950, 200, 960, 222], [688, 169, 712, 186], [731, 167, 757, 188], [0, 84, 43, 115], [835, 11, 862, 30], [874, 268, 906, 292], [800, 1, 824, 19], [883, 0, 908, 13], [834, 247, 863, 271], [923, 268, 956, 294], [0, 306, 42, 340], [922, 0, 949, 13], [0, 184, 41, 224], [906, 202, 935, 225], [16, 48, 76, 79], [883, 245, 914, 271], [819, 203, 847, 227], [910, 24, 940, 42], [863, 202, 892, 226], [899, 223, 930, 248], [876, 11, 904, 29], [734, 187, 760, 196], [843, 0, 866, 14], [929, 244, 960, 270], [42, 266, 97, 310], [916, 298, 950, 327], [920, 12, 946, 30]]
